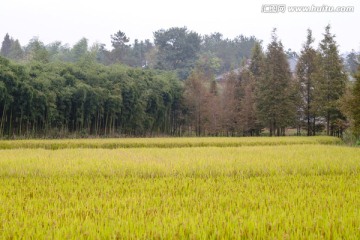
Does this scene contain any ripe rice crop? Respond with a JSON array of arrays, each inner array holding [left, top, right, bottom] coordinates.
[[0, 136, 342, 149], [0, 137, 359, 239]]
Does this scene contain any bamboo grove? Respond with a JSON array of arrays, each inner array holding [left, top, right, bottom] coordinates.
[[0, 25, 359, 138], [0, 59, 183, 137]]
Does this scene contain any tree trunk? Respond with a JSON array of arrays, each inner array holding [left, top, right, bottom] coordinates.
[[326, 111, 330, 136], [313, 116, 316, 136], [9, 110, 13, 137], [307, 114, 310, 136], [0, 105, 6, 137], [19, 110, 23, 136]]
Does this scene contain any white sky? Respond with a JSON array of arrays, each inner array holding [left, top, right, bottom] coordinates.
[[0, 0, 359, 53]]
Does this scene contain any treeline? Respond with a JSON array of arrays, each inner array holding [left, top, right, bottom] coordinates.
[[0, 58, 184, 137], [182, 26, 359, 137], [0, 27, 258, 80], [1, 25, 360, 138]]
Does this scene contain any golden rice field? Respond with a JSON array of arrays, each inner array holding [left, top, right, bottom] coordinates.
[[0, 136, 359, 239]]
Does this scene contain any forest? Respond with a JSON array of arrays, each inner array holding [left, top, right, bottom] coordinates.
[[0, 25, 359, 139]]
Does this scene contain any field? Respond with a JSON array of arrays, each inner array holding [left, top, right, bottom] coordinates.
[[0, 136, 359, 239]]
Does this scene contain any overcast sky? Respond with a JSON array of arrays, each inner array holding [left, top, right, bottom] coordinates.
[[1, 0, 359, 53]]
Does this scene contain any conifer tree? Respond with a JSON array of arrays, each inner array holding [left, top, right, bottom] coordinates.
[[348, 72, 360, 138], [296, 29, 318, 135], [249, 41, 266, 135], [239, 69, 259, 136], [249, 41, 265, 79], [221, 70, 241, 136], [206, 79, 222, 135], [257, 29, 296, 136], [9, 39, 24, 61], [314, 24, 347, 136], [1, 34, 12, 57]]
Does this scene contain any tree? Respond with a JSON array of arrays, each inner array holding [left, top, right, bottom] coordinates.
[[195, 52, 222, 77], [183, 68, 209, 136], [110, 30, 130, 63], [9, 39, 24, 61], [249, 41, 265, 79], [89, 42, 111, 65], [111, 31, 130, 49], [1, 34, 12, 57], [247, 41, 266, 135], [201, 33, 257, 74], [314, 24, 347, 136], [238, 69, 260, 136], [233, 35, 259, 66], [25, 37, 49, 63], [345, 50, 359, 76], [340, 67, 360, 139], [256, 29, 296, 136], [221, 70, 241, 136], [154, 27, 201, 79], [296, 29, 318, 136], [206, 79, 222, 135], [0, 56, 17, 136], [70, 38, 89, 62]]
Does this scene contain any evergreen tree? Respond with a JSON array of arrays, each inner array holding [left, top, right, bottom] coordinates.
[[315, 24, 347, 136], [346, 72, 360, 137], [345, 50, 359, 76], [257, 29, 296, 136], [110, 30, 130, 63], [249, 41, 265, 79], [248, 42, 266, 135], [71, 38, 89, 62], [25, 37, 49, 63], [201, 33, 257, 74], [1, 34, 12, 57], [154, 27, 201, 79], [111, 31, 130, 49], [9, 39, 24, 61]]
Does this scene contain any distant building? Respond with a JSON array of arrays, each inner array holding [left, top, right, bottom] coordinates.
[[215, 68, 243, 82], [215, 57, 298, 82], [288, 57, 298, 74]]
